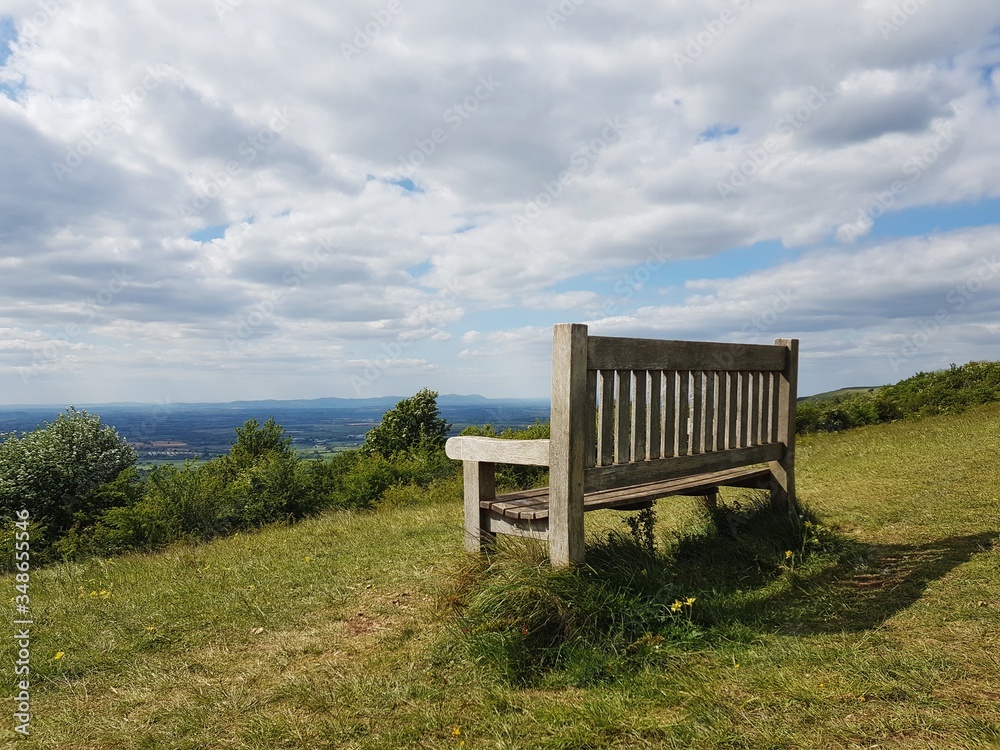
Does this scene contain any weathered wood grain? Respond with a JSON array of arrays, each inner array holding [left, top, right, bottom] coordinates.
[[584, 443, 784, 493], [648, 369, 662, 460], [599, 369, 615, 466], [615, 369, 631, 464], [484, 465, 774, 521], [463, 461, 495, 552], [446, 436, 550, 466], [549, 323, 588, 566], [770, 337, 799, 513], [588, 336, 787, 371]]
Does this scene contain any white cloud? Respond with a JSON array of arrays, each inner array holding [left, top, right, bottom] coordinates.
[[0, 0, 998, 402]]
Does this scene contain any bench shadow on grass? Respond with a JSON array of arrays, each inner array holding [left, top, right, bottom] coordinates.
[[586, 497, 998, 637], [759, 531, 998, 634]]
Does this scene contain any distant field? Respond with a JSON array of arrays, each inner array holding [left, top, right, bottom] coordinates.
[[3, 403, 999, 748], [0, 398, 552, 463]]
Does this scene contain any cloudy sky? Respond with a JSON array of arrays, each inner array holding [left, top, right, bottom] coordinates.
[[1, 0, 998, 405]]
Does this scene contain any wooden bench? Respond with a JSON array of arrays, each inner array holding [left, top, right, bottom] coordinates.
[[445, 324, 799, 566]]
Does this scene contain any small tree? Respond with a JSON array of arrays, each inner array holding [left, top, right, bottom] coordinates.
[[225, 416, 294, 468], [361, 388, 450, 458], [0, 407, 137, 535]]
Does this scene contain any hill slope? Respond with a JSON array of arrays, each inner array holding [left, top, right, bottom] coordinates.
[[4, 404, 1000, 748]]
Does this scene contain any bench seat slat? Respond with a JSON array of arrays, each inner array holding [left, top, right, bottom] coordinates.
[[484, 466, 773, 521]]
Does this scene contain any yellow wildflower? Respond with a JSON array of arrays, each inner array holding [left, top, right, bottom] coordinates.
[[54, 652, 64, 660]]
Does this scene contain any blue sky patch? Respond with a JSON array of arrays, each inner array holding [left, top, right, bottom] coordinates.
[[0, 16, 20, 99], [189, 224, 229, 243], [0, 17, 15, 67], [387, 177, 423, 193], [407, 260, 433, 277], [865, 197, 1000, 239], [698, 124, 740, 142]]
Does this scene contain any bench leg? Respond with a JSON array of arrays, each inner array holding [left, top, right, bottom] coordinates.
[[463, 461, 495, 553], [702, 489, 719, 514], [769, 463, 796, 515]]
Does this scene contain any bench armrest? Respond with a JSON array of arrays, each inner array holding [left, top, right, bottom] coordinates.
[[445, 436, 550, 466]]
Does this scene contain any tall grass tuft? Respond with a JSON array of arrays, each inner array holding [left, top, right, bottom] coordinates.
[[443, 492, 848, 686]]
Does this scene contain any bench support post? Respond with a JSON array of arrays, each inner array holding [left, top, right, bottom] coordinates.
[[770, 338, 799, 514], [548, 323, 589, 566], [463, 460, 495, 553]]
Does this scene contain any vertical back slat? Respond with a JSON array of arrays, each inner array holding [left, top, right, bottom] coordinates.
[[716, 370, 729, 450], [749, 372, 761, 446], [760, 372, 771, 445], [691, 371, 704, 455], [599, 369, 615, 466], [615, 370, 631, 464], [632, 370, 647, 462], [705, 370, 717, 452], [770, 372, 781, 443], [677, 370, 690, 455], [739, 371, 751, 448], [585, 369, 598, 467], [727, 371, 739, 449], [648, 370, 662, 460], [664, 370, 677, 457]]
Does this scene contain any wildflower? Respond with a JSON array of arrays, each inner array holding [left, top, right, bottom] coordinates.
[[685, 596, 696, 606], [54, 652, 64, 660], [785, 550, 793, 559], [146, 626, 156, 632], [305, 555, 312, 563], [452, 726, 462, 736], [671, 599, 683, 613]]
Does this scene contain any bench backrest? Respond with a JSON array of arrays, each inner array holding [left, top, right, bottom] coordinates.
[[548, 324, 798, 495]]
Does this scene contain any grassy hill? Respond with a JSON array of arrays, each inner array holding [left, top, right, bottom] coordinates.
[[4, 404, 1000, 748], [799, 386, 881, 403], [797, 360, 1000, 434]]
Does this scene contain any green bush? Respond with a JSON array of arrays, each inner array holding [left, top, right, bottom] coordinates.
[[797, 361, 1000, 434], [362, 388, 450, 457], [0, 407, 137, 540], [50, 417, 315, 560]]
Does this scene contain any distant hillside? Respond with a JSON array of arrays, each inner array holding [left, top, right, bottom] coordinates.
[[797, 360, 1000, 433], [0, 395, 552, 462], [0, 394, 547, 411], [799, 386, 881, 403]]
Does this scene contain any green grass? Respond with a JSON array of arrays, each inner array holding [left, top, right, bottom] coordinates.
[[4, 405, 1000, 748]]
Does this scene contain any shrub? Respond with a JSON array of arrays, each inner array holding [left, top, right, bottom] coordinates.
[[362, 388, 450, 458], [796, 361, 1000, 435], [0, 407, 137, 538]]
